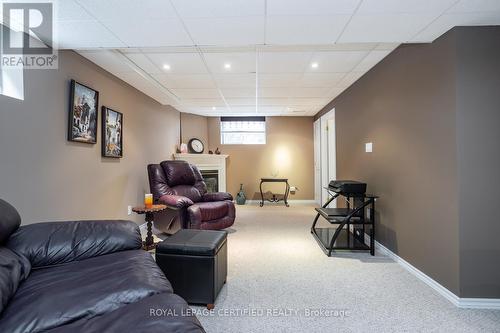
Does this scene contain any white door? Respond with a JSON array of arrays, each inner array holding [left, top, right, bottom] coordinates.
[[320, 108, 336, 207], [313, 119, 321, 205], [327, 117, 336, 190]]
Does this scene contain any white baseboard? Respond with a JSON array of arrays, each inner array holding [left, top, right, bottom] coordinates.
[[244, 199, 316, 205], [352, 226, 500, 309]]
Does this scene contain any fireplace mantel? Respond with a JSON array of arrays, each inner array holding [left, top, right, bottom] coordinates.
[[173, 154, 228, 192]]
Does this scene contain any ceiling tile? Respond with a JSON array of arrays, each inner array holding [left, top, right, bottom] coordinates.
[[324, 86, 348, 99], [125, 53, 161, 74], [170, 88, 221, 99], [257, 106, 286, 113], [56, 20, 125, 49], [448, 0, 500, 13], [78, 50, 135, 73], [152, 74, 216, 88], [214, 74, 256, 88], [289, 87, 332, 98], [352, 50, 393, 71], [183, 17, 265, 45], [258, 87, 291, 98], [145, 53, 208, 74], [100, 19, 192, 47], [203, 52, 256, 74], [75, 0, 177, 20], [412, 12, 500, 41], [259, 87, 330, 98], [54, 0, 93, 21], [258, 52, 312, 73], [287, 97, 330, 106], [181, 98, 225, 107], [374, 43, 400, 50], [357, 0, 456, 14], [298, 73, 346, 87], [336, 71, 365, 89], [307, 51, 368, 72], [266, 0, 360, 16], [266, 15, 351, 44], [259, 98, 291, 106], [338, 13, 438, 42], [220, 88, 256, 98], [114, 71, 177, 105], [258, 73, 302, 87], [226, 98, 257, 106], [171, 0, 265, 18], [224, 106, 255, 113], [227, 106, 283, 114], [193, 106, 230, 114]]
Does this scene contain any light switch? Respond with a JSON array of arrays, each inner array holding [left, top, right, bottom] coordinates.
[[365, 142, 373, 153]]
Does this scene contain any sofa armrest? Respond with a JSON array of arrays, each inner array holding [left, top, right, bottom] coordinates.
[[6, 220, 142, 268], [159, 195, 194, 209], [202, 192, 233, 202]]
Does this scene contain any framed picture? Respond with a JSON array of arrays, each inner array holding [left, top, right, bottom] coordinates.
[[102, 106, 123, 158], [68, 80, 99, 144]]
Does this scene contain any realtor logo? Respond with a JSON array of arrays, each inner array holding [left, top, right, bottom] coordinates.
[[1, 1, 58, 68]]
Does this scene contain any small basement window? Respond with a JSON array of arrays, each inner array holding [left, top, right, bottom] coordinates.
[[220, 116, 266, 145]]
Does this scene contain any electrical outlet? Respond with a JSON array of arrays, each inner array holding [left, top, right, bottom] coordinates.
[[127, 205, 132, 215]]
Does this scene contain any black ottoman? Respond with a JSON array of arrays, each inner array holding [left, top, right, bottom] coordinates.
[[156, 229, 227, 309]]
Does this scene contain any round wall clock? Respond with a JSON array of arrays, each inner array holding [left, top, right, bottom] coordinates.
[[188, 138, 204, 154]]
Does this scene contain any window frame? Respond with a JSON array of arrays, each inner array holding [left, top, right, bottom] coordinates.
[[220, 116, 266, 145]]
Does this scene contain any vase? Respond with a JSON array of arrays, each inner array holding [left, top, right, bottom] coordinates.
[[236, 184, 246, 205]]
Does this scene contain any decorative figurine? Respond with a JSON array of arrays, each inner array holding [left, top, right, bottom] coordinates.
[[215, 147, 221, 155], [208, 150, 214, 154], [180, 143, 188, 153]]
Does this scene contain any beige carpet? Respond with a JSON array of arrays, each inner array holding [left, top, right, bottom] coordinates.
[[184, 205, 500, 332]]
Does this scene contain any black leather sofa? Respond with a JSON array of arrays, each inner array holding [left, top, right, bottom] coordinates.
[[0, 199, 205, 333]]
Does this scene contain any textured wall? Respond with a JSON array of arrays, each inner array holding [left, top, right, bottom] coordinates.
[[207, 116, 314, 200], [181, 112, 208, 150], [315, 26, 500, 298], [315, 32, 461, 294], [0, 50, 179, 224], [455, 27, 500, 298]]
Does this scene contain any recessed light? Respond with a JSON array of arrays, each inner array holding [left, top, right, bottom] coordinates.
[[224, 63, 231, 70], [311, 62, 319, 69], [212, 106, 216, 110], [163, 64, 171, 70]]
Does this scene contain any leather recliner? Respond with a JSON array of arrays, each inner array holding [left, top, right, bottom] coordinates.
[[148, 160, 235, 230]]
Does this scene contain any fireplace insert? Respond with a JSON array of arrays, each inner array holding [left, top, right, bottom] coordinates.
[[201, 170, 219, 193]]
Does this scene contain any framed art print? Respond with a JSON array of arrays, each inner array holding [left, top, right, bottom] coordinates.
[[68, 80, 99, 144], [102, 106, 123, 158]]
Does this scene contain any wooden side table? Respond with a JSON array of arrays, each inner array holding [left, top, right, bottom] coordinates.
[[132, 204, 167, 251]]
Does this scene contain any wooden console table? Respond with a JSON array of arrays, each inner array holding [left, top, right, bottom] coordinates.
[[259, 178, 290, 207]]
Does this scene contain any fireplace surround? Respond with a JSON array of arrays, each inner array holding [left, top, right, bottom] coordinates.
[[173, 154, 228, 192]]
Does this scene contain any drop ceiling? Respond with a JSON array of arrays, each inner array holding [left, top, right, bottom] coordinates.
[[22, 1, 500, 115]]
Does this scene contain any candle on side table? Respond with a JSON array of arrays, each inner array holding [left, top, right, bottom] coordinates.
[[144, 194, 153, 209]]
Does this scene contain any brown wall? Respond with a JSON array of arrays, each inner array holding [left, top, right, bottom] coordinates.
[[315, 26, 500, 298], [0, 50, 179, 225], [207, 116, 314, 200], [455, 27, 500, 298], [316, 32, 461, 294], [181, 112, 208, 149]]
